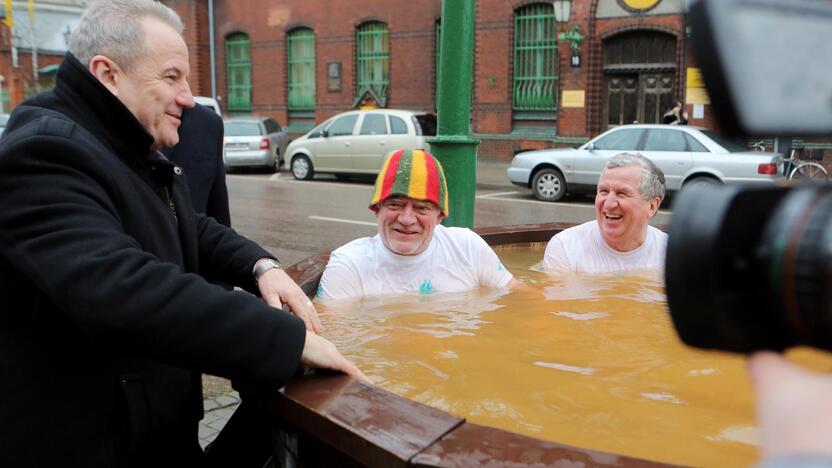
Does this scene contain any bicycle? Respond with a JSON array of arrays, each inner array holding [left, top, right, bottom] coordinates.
[[784, 146, 828, 183], [751, 140, 767, 152]]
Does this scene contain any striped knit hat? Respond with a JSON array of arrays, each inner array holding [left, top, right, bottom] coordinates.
[[369, 149, 449, 216]]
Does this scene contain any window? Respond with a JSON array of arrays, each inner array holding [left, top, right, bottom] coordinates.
[[593, 129, 643, 150], [684, 133, 709, 152], [264, 118, 281, 134], [225, 122, 262, 136], [701, 130, 748, 153], [226, 33, 252, 112], [413, 114, 437, 136], [287, 28, 316, 111], [643, 129, 686, 151], [360, 114, 388, 135], [513, 4, 558, 112], [356, 22, 389, 103], [390, 115, 408, 134], [327, 114, 358, 137]]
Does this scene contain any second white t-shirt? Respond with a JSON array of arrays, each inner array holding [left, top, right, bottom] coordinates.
[[543, 220, 667, 274]]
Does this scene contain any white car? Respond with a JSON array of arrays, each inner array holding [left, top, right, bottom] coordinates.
[[285, 109, 437, 180], [507, 124, 785, 201], [193, 96, 222, 116]]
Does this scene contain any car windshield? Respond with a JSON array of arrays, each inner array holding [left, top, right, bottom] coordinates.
[[225, 122, 263, 136], [700, 130, 749, 153]]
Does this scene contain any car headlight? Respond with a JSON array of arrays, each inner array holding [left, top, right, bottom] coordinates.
[[510, 156, 522, 167]]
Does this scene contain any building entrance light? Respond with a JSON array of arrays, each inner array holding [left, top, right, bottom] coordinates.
[[553, 0, 571, 23]]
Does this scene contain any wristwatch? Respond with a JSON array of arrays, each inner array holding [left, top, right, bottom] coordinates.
[[253, 258, 283, 284]]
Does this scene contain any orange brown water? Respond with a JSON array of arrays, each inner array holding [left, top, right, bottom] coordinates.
[[317, 242, 832, 467]]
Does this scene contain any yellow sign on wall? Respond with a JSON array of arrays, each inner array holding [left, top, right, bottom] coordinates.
[[622, 0, 660, 10], [562, 90, 585, 108], [686, 87, 711, 105], [687, 67, 706, 89]]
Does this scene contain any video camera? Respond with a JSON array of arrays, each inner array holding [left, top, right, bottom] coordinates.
[[665, 0, 832, 353]]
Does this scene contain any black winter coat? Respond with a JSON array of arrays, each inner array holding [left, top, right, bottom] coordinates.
[[0, 53, 305, 467], [162, 104, 231, 227]]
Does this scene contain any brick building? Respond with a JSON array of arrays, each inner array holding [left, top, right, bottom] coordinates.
[[163, 0, 720, 160], [0, 0, 82, 112]]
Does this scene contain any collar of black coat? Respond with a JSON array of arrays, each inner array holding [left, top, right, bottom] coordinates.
[[51, 52, 156, 162]]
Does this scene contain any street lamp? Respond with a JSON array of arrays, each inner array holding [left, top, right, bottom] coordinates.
[[553, 0, 571, 23]]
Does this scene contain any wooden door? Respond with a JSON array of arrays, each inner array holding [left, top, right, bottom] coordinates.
[[605, 75, 639, 127]]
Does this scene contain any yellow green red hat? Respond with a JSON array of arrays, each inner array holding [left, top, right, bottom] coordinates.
[[369, 149, 449, 216]]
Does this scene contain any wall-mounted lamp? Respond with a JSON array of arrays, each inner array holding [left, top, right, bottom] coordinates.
[[553, 0, 571, 23], [558, 24, 584, 67]]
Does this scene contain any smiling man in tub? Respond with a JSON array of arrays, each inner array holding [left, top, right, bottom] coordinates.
[[318, 149, 521, 300], [543, 152, 668, 274]]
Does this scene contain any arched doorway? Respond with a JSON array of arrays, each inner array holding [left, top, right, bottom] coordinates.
[[602, 31, 677, 128]]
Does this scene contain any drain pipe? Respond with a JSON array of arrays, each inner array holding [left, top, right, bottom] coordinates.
[[208, 0, 217, 101], [430, 0, 479, 228]]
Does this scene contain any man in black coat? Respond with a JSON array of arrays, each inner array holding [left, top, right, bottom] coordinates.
[[0, 1, 365, 467], [162, 104, 231, 227]]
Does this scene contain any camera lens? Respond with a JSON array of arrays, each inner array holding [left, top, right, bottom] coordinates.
[[665, 184, 832, 353]]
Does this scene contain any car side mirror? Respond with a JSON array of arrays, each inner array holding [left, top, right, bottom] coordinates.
[[321, 128, 329, 138], [585, 142, 595, 151]]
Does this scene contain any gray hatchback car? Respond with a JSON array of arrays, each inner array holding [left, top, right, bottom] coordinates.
[[223, 116, 289, 172]]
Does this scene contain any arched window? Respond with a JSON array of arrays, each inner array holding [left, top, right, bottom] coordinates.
[[287, 28, 316, 111], [226, 33, 252, 113], [513, 4, 558, 112], [355, 21, 389, 105]]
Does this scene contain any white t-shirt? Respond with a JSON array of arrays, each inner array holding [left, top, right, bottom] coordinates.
[[543, 220, 667, 274], [318, 225, 514, 300]]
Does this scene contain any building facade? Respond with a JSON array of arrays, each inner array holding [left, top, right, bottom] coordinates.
[[163, 0, 717, 160], [0, 0, 83, 112]]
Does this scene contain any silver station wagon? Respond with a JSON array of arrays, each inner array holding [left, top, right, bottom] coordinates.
[[285, 109, 437, 180], [507, 124, 785, 201], [223, 116, 289, 172]]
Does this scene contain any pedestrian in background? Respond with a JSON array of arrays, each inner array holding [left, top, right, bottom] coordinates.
[[0, 1, 365, 467], [662, 100, 689, 125]]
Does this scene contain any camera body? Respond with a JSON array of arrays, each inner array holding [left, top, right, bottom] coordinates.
[[666, 0, 832, 353]]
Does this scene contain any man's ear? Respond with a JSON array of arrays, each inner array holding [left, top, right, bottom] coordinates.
[[89, 55, 122, 96], [647, 196, 661, 217]]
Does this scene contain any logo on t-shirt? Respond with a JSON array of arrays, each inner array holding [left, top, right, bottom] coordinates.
[[419, 279, 432, 295]]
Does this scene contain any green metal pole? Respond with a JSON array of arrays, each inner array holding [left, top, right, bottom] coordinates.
[[429, 0, 479, 228]]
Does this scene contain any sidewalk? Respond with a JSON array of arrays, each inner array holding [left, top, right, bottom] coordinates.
[[475, 159, 515, 190], [199, 391, 241, 448]]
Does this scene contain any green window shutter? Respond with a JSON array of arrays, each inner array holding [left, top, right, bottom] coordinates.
[[356, 22, 389, 102], [513, 4, 558, 112], [287, 28, 316, 111], [226, 34, 252, 113]]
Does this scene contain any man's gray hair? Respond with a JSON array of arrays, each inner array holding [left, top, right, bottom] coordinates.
[[69, 0, 184, 72], [603, 152, 666, 202]]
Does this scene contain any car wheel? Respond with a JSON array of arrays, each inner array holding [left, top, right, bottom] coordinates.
[[684, 176, 720, 189], [291, 155, 314, 180], [532, 168, 566, 202], [273, 152, 282, 173]]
